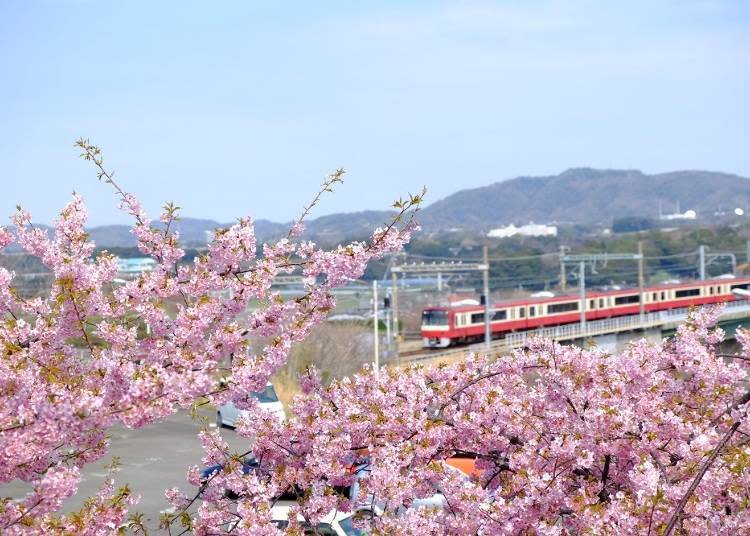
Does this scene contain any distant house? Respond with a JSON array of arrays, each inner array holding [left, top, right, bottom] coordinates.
[[487, 223, 557, 239], [659, 210, 697, 221], [658, 200, 697, 221], [116, 257, 156, 277]]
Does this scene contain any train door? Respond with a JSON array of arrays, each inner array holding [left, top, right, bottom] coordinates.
[[528, 305, 537, 328], [598, 297, 607, 318]]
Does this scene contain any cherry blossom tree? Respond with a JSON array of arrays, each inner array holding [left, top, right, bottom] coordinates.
[[2, 142, 750, 535], [0, 140, 419, 534], [185, 305, 750, 535]]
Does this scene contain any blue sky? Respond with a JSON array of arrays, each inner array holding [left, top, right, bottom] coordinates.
[[1, 1, 748, 225]]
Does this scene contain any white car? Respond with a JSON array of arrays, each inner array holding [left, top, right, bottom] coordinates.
[[271, 505, 370, 535], [349, 461, 466, 516], [216, 383, 285, 428]]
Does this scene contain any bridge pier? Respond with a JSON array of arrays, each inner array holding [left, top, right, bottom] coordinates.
[[572, 328, 664, 354], [573, 317, 749, 355]]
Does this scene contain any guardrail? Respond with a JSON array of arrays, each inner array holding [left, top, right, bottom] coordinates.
[[405, 300, 750, 364]]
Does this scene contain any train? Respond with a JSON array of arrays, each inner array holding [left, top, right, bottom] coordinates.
[[421, 276, 750, 348]]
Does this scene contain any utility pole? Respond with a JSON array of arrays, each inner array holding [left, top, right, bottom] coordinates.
[[561, 252, 643, 333], [391, 268, 399, 364], [437, 271, 443, 292], [699, 245, 706, 281], [559, 245, 567, 292], [384, 293, 391, 363], [372, 280, 379, 372], [638, 241, 645, 321], [746, 240, 750, 265], [578, 260, 586, 333], [392, 258, 488, 353], [483, 245, 491, 348]]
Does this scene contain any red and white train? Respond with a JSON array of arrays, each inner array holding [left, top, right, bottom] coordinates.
[[421, 277, 750, 348]]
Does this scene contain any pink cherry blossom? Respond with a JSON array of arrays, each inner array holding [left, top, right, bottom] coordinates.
[[2, 142, 749, 535]]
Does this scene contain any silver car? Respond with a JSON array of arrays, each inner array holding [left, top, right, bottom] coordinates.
[[216, 383, 285, 428], [271, 504, 371, 535]]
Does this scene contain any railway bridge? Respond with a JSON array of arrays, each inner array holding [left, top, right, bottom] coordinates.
[[403, 299, 750, 367]]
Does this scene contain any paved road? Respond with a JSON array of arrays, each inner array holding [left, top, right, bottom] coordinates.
[[0, 409, 251, 530]]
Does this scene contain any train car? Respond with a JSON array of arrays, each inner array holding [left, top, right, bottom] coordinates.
[[421, 277, 750, 348]]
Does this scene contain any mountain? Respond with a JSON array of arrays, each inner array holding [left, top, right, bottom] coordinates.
[[303, 210, 396, 242], [86, 218, 283, 248], [416, 168, 750, 231], [86, 219, 284, 248], [85, 211, 395, 249], [16, 168, 747, 250]]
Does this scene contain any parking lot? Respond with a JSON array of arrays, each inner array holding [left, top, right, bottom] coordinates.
[[0, 409, 250, 530]]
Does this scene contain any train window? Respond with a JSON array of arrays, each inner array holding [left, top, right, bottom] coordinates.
[[422, 310, 449, 326], [731, 283, 750, 292], [589, 299, 595, 309], [614, 294, 640, 305], [470, 312, 484, 324], [675, 288, 700, 298], [492, 310, 507, 321], [529, 306, 536, 317], [518, 307, 525, 318], [709, 286, 714, 295], [548, 301, 579, 314], [652, 292, 657, 301], [599, 298, 605, 307], [661, 291, 666, 300]]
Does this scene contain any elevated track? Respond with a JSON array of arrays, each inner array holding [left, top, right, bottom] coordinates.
[[401, 300, 750, 366]]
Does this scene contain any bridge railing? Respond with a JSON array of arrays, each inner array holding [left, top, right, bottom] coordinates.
[[505, 299, 750, 348]]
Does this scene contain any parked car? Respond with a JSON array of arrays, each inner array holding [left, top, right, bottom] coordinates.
[[198, 457, 372, 533], [216, 383, 285, 428], [199, 457, 259, 500], [348, 459, 470, 516], [198, 456, 358, 502], [271, 504, 371, 535], [198, 452, 467, 519]]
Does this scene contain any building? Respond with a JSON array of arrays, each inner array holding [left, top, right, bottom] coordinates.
[[116, 257, 156, 278], [487, 223, 558, 239]]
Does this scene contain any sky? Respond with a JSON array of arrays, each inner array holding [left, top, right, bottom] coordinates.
[[1, 0, 748, 226]]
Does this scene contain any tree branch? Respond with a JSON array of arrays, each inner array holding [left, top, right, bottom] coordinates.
[[664, 420, 741, 536]]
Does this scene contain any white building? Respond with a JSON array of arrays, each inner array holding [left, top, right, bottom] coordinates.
[[659, 200, 697, 221], [116, 257, 156, 277], [660, 210, 696, 221], [487, 223, 558, 239]]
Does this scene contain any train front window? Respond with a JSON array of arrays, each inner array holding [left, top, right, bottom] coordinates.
[[252, 385, 279, 403], [422, 310, 449, 326]]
